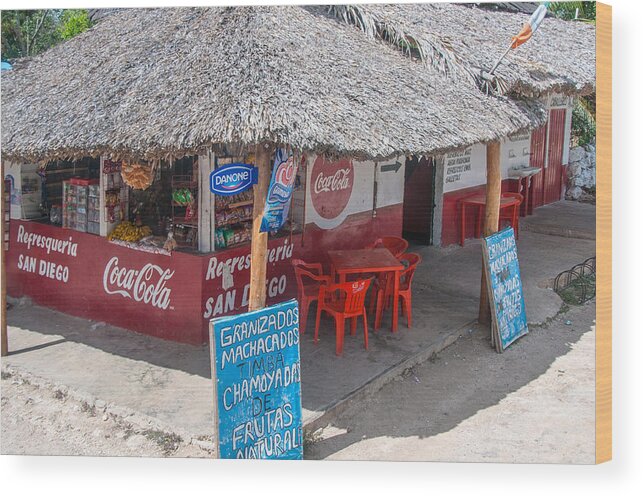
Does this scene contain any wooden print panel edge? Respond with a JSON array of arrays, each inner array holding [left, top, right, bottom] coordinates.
[[596, 1, 612, 464], [1, 164, 7, 357]]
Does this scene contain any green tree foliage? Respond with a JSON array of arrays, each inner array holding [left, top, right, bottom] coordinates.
[[1, 10, 61, 59], [59, 9, 91, 41], [572, 94, 596, 146], [549, 2, 596, 23], [1, 9, 92, 60], [549, 3, 596, 146]]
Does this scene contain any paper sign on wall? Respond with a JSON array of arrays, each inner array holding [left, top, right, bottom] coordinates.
[[482, 227, 529, 352], [209, 299, 303, 459]]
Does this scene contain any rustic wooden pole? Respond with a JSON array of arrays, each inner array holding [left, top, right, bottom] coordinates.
[[248, 142, 272, 311], [478, 141, 502, 325]]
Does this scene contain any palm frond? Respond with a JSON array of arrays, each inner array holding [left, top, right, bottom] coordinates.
[[328, 4, 459, 78], [549, 1, 596, 23]]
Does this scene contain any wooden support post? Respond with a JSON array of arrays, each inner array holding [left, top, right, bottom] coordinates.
[[248, 142, 272, 311], [478, 141, 502, 325]]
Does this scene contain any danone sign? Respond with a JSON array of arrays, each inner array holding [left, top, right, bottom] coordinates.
[[210, 163, 258, 196], [209, 299, 303, 459]]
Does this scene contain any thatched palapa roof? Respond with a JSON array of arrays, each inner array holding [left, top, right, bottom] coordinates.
[[1, 4, 595, 163], [361, 3, 595, 97]]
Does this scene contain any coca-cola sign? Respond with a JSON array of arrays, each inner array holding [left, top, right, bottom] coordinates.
[[102, 256, 174, 310], [310, 157, 354, 220]]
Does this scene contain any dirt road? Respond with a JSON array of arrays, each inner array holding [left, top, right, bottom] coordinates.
[[306, 301, 596, 463], [2, 300, 595, 462], [1, 370, 208, 457]]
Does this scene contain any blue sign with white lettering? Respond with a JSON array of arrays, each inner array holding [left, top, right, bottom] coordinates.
[[482, 227, 528, 351], [210, 163, 258, 196], [209, 299, 303, 459]]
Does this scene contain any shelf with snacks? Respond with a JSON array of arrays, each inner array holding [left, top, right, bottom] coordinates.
[[171, 175, 198, 248], [103, 160, 128, 228], [214, 189, 253, 210], [215, 204, 253, 227], [214, 222, 252, 250], [226, 199, 254, 209], [213, 188, 254, 249]]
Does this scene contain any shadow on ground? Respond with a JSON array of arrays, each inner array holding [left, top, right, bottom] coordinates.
[[305, 300, 595, 460], [7, 301, 213, 378]]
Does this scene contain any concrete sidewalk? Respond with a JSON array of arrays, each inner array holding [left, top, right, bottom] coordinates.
[[522, 200, 596, 240], [2, 201, 596, 447]]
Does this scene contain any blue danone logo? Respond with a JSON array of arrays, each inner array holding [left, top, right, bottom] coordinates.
[[210, 163, 258, 196]]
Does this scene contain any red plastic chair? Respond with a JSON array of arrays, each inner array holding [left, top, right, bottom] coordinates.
[[499, 193, 523, 239], [367, 236, 409, 306], [314, 279, 371, 356], [368, 236, 409, 258], [374, 253, 421, 329], [292, 259, 331, 334]]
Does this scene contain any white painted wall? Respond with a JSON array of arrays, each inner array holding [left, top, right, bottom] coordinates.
[[375, 158, 406, 208], [500, 131, 532, 178], [443, 144, 487, 193]]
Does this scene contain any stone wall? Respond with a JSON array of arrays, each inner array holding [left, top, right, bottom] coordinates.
[[565, 142, 596, 200]]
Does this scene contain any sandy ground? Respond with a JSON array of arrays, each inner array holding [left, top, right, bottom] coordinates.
[[1, 300, 595, 461], [1, 371, 208, 458], [2, 300, 595, 461], [306, 301, 596, 463]]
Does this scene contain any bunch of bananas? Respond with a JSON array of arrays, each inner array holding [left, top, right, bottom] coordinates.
[[108, 221, 153, 242]]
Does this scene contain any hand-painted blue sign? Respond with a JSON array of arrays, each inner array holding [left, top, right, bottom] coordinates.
[[482, 227, 528, 352], [210, 163, 258, 196], [209, 299, 303, 459], [260, 148, 298, 233]]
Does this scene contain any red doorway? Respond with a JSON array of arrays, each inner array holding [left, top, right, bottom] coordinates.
[[543, 108, 567, 205], [529, 125, 547, 210]]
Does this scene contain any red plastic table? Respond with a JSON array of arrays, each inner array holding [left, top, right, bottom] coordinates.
[[327, 248, 404, 332], [460, 193, 522, 246]]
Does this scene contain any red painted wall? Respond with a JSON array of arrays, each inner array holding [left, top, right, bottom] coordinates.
[[300, 204, 403, 266], [6, 205, 400, 344], [7, 220, 204, 344], [200, 234, 302, 342]]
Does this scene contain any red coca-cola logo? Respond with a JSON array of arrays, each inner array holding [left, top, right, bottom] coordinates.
[[310, 157, 354, 219]]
